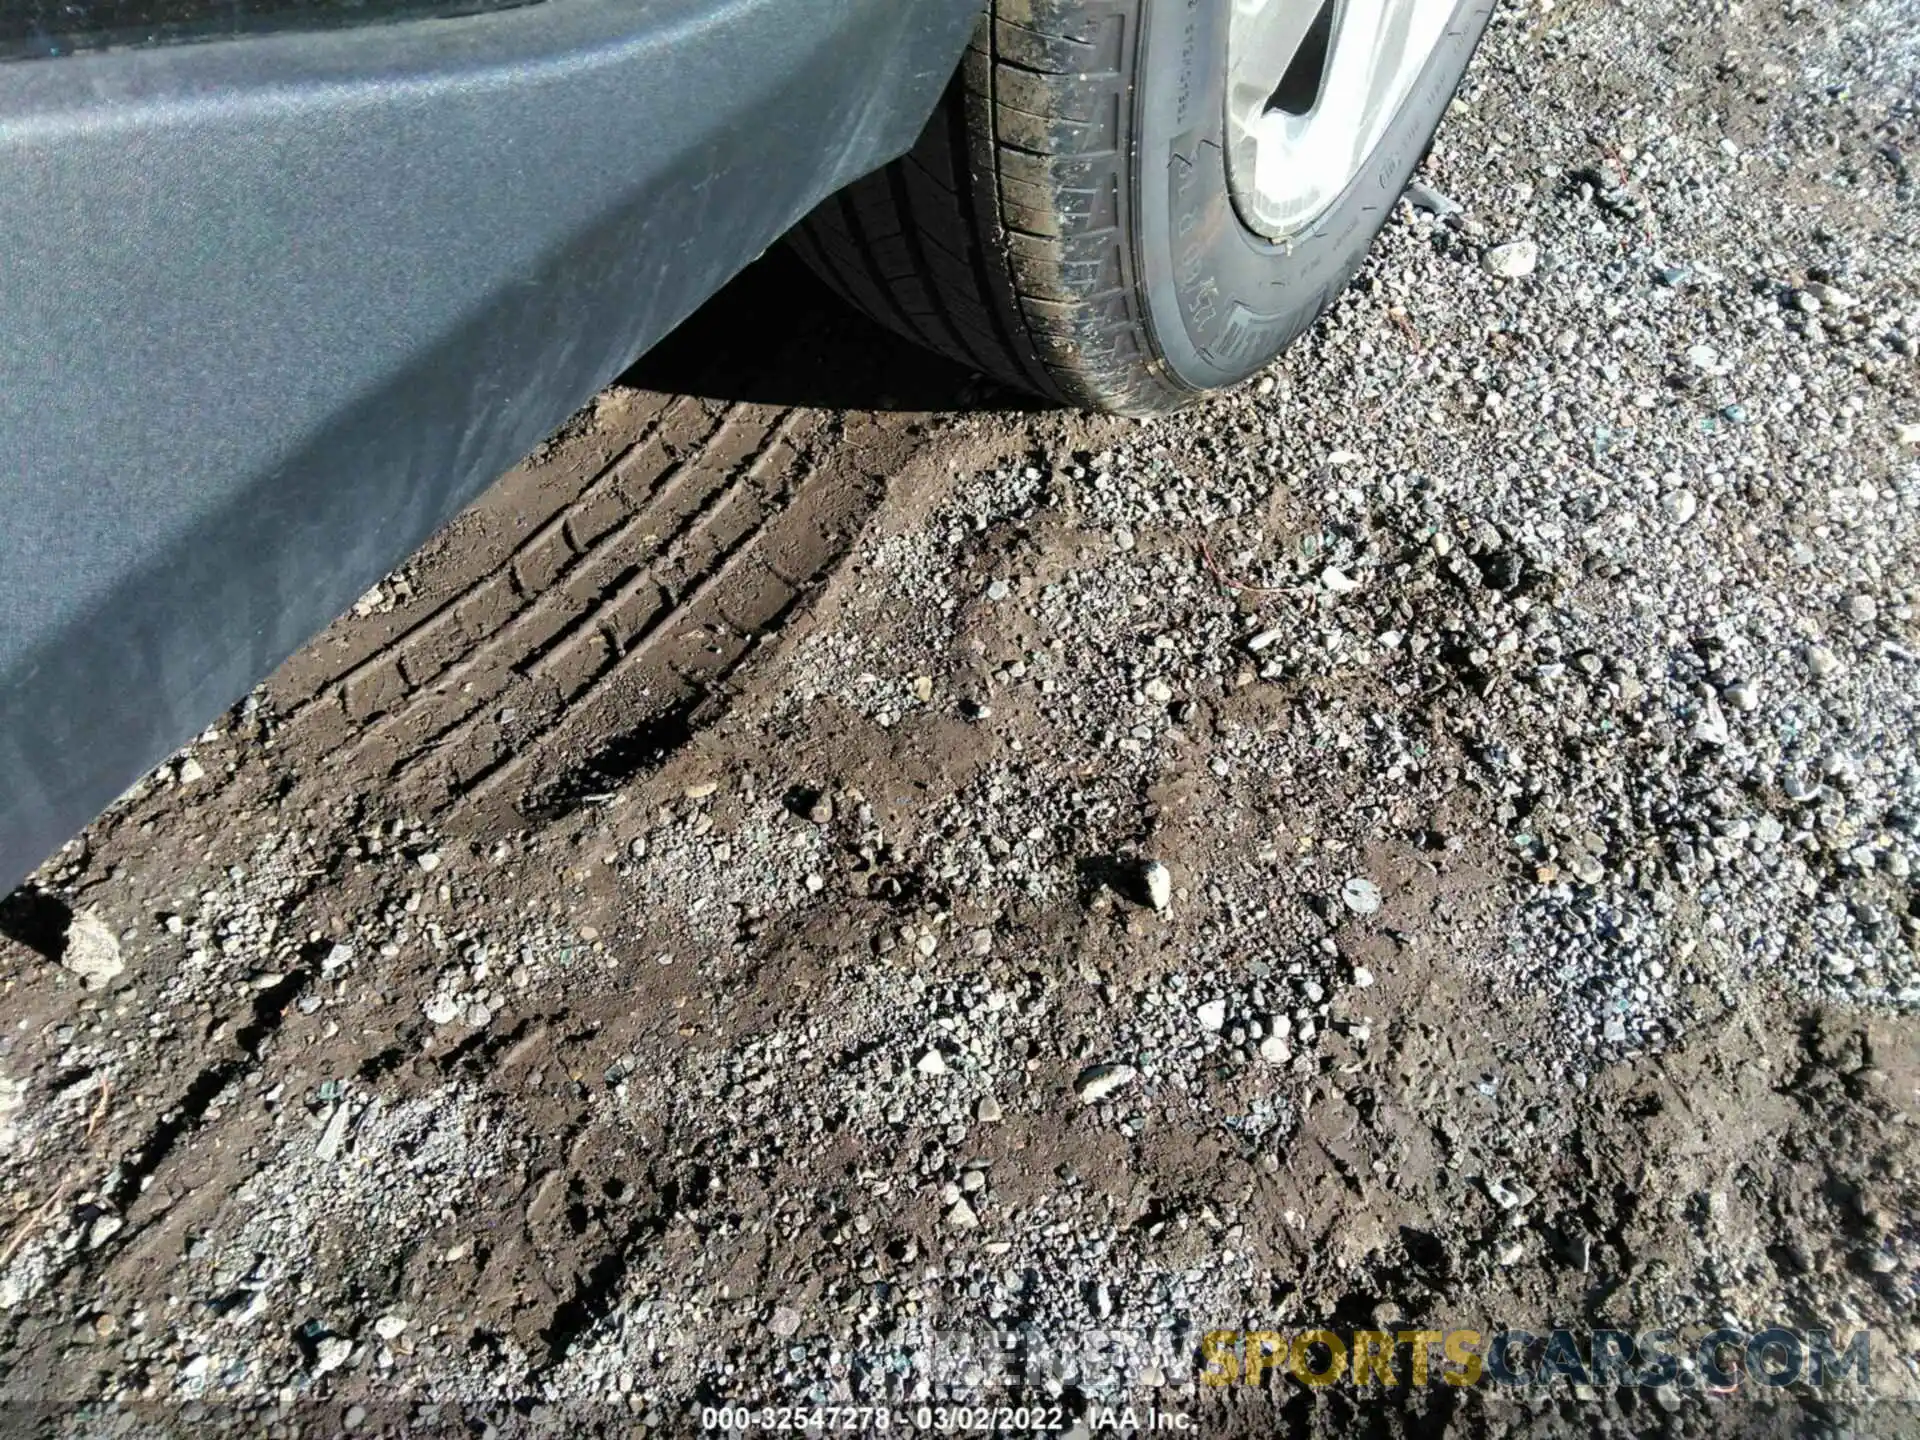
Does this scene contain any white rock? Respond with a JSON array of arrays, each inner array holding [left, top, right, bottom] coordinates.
[[945, 1197, 979, 1229], [423, 995, 462, 1025], [1075, 1063, 1136, 1104], [1806, 645, 1842, 678], [1782, 772, 1821, 803], [222, 1289, 267, 1327], [416, 851, 442, 873], [915, 1048, 949, 1077], [312, 1335, 352, 1375], [0, 1076, 22, 1156], [61, 910, 124, 989], [976, 1095, 1003, 1123], [1662, 490, 1698, 524], [1352, 966, 1375, 989], [1141, 860, 1173, 912], [1691, 694, 1730, 746], [1258, 1035, 1291, 1065], [1195, 999, 1227, 1032], [1485, 1176, 1534, 1210], [1341, 877, 1383, 916], [1246, 628, 1286, 652], [1320, 566, 1360, 593], [176, 756, 207, 785], [1481, 240, 1539, 278], [373, 1315, 409, 1341], [315, 1103, 352, 1162]]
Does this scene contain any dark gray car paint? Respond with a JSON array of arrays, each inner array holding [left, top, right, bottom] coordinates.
[[1, 0, 540, 60], [0, 0, 981, 889]]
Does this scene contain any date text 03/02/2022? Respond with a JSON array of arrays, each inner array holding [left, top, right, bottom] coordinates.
[[699, 1405, 1197, 1431]]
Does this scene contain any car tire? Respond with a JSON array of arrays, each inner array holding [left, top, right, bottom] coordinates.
[[790, 0, 1496, 415]]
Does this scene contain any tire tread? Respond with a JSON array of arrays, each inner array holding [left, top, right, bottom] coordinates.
[[793, 0, 1189, 413]]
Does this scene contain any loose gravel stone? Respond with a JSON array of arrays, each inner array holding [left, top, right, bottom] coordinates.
[[312, 1336, 352, 1376], [1481, 239, 1539, 277], [1341, 877, 1383, 916], [1140, 860, 1173, 912], [1074, 1064, 1136, 1104], [59, 910, 123, 989]]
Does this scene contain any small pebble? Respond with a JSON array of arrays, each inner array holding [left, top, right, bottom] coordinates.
[[312, 1336, 352, 1376], [1341, 877, 1383, 916], [1141, 860, 1173, 912], [1482, 239, 1539, 278], [1075, 1063, 1136, 1104]]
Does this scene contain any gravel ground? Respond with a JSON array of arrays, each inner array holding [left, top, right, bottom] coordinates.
[[2, 0, 1918, 1435]]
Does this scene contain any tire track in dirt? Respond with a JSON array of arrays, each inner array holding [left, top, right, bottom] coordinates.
[[271, 389, 689, 720], [320, 402, 797, 793], [234, 265, 1016, 839], [270, 397, 879, 824]]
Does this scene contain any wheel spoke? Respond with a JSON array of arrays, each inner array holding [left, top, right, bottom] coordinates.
[[1228, 0, 1326, 112], [1227, 0, 1459, 240], [1314, 0, 1388, 142]]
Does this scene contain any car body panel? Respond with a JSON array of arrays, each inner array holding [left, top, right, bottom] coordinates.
[[0, 0, 981, 888]]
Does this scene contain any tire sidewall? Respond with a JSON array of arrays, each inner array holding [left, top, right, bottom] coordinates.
[[1133, 0, 1497, 391]]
